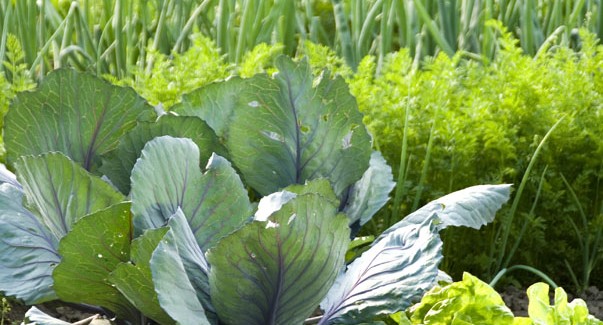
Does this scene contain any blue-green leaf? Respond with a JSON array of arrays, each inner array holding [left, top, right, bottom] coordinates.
[[0, 153, 123, 304], [227, 57, 371, 197], [17, 153, 124, 239], [0, 183, 59, 304], [23, 307, 70, 325], [379, 184, 512, 240], [161, 209, 216, 322], [151, 219, 212, 325], [343, 151, 395, 226], [207, 181, 350, 325], [130, 136, 251, 251], [321, 184, 511, 324], [172, 77, 246, 138], [0, 164, 20, 189], [320, 218, 442, 324]]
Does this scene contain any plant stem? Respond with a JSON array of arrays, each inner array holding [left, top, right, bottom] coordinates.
[[489, 264, 558, 289], [494, 116, 565, 274]]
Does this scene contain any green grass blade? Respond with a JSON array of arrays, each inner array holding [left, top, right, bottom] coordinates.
[[357, 0, 382, 64], [502, 166, 547, 269], [598, 0, 603, 40], [0, 2, 11, 67], [413, 0, 454, 56], [490, 265, 557, 289], [29, 2, 78, 78], [331, 0, 356, 70], [520, 0, 535, 55], [391, 83, 412, 221], [235, 0, 253, 64], [172, 0, 211, 53], [535, 26, 565, 59], [378, 0, 395, 73]]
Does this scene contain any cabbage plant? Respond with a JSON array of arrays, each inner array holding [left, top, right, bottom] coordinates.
[[0, 57, 510, 324]]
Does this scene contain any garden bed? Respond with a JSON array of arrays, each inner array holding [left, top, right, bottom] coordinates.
[[5, 285, 602, 324]]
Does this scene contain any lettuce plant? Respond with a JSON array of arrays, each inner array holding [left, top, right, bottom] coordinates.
[[404, 273, 603, 325], [1, 57, 511, 324]]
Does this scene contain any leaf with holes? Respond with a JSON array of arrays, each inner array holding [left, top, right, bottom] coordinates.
[[172, 77, 246, 139], [53, 203, 138, 321], [4, 69, 154, 172], [174, 56, 372, 197], [109, 227, 175, 325]]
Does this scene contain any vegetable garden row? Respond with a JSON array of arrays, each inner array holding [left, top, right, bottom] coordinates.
[[0, 0, 602, 324]]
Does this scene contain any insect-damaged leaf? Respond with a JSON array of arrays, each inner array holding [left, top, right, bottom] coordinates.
[[175, 56, 372, 198]]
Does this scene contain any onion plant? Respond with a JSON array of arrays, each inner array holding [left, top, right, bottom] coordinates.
[[2, 0, 603, 81]]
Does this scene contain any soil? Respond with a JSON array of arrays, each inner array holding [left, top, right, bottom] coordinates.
[[5, 287, 603, 323], [5, 301, 107, 324], [500, 285, 603, 319]]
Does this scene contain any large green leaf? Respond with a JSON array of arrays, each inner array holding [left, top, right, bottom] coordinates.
[[174, 56, 372, 197], [320, 184, 512, 324], [378, 184, 512, 240], [320, 218, 442, 324], [150, 221, 212, 325], [164, 210, 216, 321], [4, 69, 154, 171], [100, 115, 225, 194], [130, 136, 251, 251], [16, 153, 124, 239], [228, 57, 371, 196], [53, 203, 138, 321], [207, 181, 350, 325], [110, 227, 175, 325], [0, 153, 123, 304], [0, 182, 59, 304]]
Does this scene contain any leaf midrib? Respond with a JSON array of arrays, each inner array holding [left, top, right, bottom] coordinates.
[[267, 231, 285, 325], [83, 91, 111, 171], [284, 74, 303, 184]]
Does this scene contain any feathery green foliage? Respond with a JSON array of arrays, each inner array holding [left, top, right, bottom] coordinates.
[[0, 34, 35, 162], [349, 26, 603, 289], [106, 35, 230, 108]]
